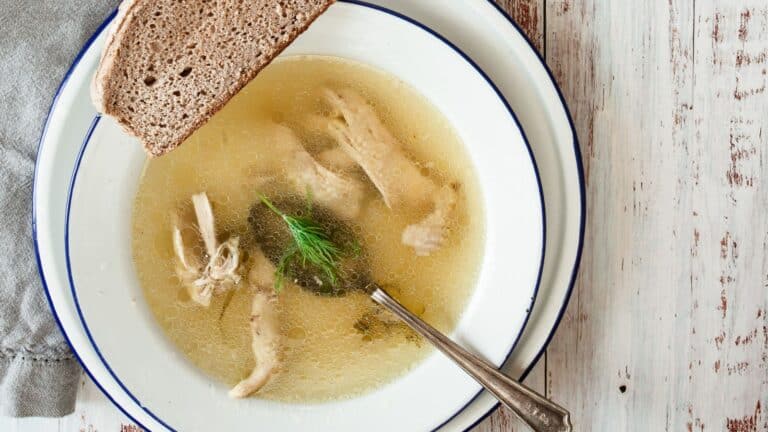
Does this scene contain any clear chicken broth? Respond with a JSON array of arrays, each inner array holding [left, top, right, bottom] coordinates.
[[131, 56, 485, 402]]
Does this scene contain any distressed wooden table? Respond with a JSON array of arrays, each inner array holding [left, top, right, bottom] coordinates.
[[4, 0, 768, 430]]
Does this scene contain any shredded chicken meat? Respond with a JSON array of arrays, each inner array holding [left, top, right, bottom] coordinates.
[[229, 249, 281, 398], [321, 88, 459, 255], [172, 193, 280, 397], [316, 146, 359, 172], [401, 183, 460, 256], [271, 124, 364, 220], [322, 88, 437, 208], [172, 192, 241, 307]]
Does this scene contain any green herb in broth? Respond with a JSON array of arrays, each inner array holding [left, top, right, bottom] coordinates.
[[259, 194, 346, 292]]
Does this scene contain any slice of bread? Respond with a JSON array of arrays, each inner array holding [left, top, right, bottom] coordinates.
[[92, 0, 335, 156]]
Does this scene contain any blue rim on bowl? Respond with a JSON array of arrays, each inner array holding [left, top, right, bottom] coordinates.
[[32, 0, 584, 431]]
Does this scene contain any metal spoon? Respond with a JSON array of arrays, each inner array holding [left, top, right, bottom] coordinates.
[[369, 283, 572, 432], [250, 198, 572, 431]]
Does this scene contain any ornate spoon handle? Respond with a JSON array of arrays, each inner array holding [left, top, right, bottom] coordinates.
[[370, 286, 572, 432]]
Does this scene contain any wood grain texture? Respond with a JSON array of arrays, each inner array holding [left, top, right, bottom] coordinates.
[[545, 0, 768, 431], [494, 0, 544, 52]]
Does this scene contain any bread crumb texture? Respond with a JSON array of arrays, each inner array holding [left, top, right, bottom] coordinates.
[[100, 0, 334, 156]]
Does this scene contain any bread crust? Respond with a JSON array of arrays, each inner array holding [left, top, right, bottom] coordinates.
[[91, 0, 336, 157], [91, 0, 141, 113]]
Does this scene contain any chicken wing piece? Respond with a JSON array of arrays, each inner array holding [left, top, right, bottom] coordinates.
[[229, 249, 281, 398], [172, 192, 241, 307]]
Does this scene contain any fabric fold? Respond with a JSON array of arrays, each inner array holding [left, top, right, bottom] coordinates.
[[1, 0, 120, 418], [0, 354, 81, 417]]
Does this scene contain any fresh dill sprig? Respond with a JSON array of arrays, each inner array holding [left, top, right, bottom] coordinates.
[[274, 245, 297, 293], [260, 194, 345, 292]]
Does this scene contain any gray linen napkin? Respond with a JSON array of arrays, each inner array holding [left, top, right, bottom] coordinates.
[[0, 0, 118, 417]]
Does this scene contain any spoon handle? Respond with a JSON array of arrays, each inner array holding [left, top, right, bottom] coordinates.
[[370, 287, 572, 432]]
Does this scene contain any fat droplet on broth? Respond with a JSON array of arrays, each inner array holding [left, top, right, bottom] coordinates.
[[131, 56, 485, 402]]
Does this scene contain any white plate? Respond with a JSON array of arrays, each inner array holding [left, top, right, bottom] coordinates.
[[384, 2, 585, 430], [36, 2, 546, 431], [33, 1, 583, 431]]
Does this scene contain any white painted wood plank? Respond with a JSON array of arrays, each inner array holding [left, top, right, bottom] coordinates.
[[0, 417, 60, 432], [545, 0, 768, 431], [494, 0, 545, 53], [685, 2, 768, 430], [545, 0, 699, 429]]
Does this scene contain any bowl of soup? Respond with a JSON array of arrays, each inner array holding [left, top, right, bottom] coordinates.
[[63, 3, 544, 431]]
